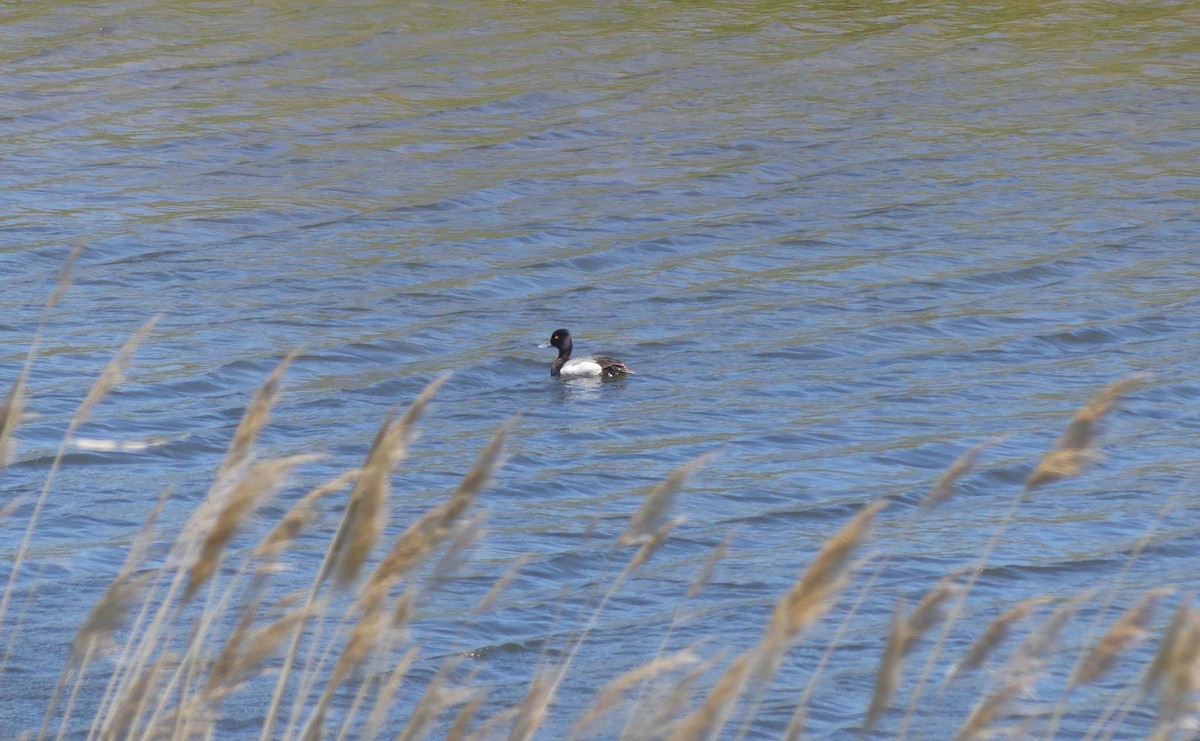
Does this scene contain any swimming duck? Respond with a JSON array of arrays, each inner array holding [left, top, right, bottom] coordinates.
[[539, 329, 632, 378]]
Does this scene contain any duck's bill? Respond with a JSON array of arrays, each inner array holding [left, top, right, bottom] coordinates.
[[537, 342, 551, 348]]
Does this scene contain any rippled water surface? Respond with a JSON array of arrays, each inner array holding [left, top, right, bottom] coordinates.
[[2, 1, 1199, 738]]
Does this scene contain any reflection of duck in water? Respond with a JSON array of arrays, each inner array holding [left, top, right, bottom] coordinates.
[[539, 329, 632, 379]]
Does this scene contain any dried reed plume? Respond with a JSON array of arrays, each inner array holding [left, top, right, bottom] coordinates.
[[0, 377, 26, 470], [397, 655, 473, 741], [1154, 607, 1200, 733], [905, 572, 961, 648], [263, 379, 449, 741], [361, 646, 421, 741], [618, 452, 714, 547], [104, 651, 176, 741], [688, 534, 731, 600], [508, 670, 555, 741], [863, 573, 961, 734], [1012, 591, 1092, 677], [73, 316, 160, 434], [185, 455, 316, 601], [446, 693, 486, 741], [2, 242, 83, 470], [40, 489, 170, 741], [625, 516, 685, 577], [863, 598, 909, 736], [361, 417, 513, 607], [954, 678, 1027, 741], [573, 647, 699, 736], [305, 418, 509, 740], [328, 374, 449, 588], [71, 573, 150, 670], [216, 352, 295, 483], [629, 656, 718, 740], [668, 653, 752, 741], [1143, 598, 1192, 696], [253, 469, 358, 565], [1071, 587, 1171, 688], [47, 241, 85, 313], [921, 437, 1004, 511], [0, 498, 21, 526], [430, 515, 486, 585], [473, 554, 531, 616], [1026, 377, 1143, 490], [203, 607, 314, 708], [757, 501, 886, 681], [951, 595, 1048, 681], [0, 317, 159, 661]]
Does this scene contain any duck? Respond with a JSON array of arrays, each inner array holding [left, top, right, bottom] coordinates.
[[539, 328, 632, 378]]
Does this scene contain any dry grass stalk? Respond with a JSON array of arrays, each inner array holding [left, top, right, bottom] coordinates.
[[201, 607, 312, 710], [468, 706, 519, 741], [105, 650, 175, 741], [1026, 449, 1102, 489], [185, 455, 315, 601], [1055, 376, 1144, 451], [0, 376, 27, 470], [446, 693, 486, 741], [47, 240, 86, 312], [922, 437, 1004, 511], [254, 469, 358, 565], [41, 489, 169, 741], [398, 655, 471, 741], [954, 678, 1027, 741], [72, 316, 160, 433], [1072, 587, 1172, 688], [362, 418, 512, 606], [861, 573, 960, 736], [863, 598, 910, 735], [361, 645, 421, 741], [70, 488, 169, 668], [1156, 607, 1200, 727], [626, 516, 685, 576], [951, 595, 1048, 681], [1026, 377, 1143, 490], [71, 573, 150, 670], [784, 709, 805, 741], [333, 596, 392, 694], [757, 501, 886, 680], [863, 576, 960, 734], [216, 352, 295, 483], [239, 609, 315, 683], [328, 374, 449, 588], [0, 497, 21, 525], [310, 574, 425, 737], [473, 555, 532, 616], [0, 247, 88, 634], [202, 602, 258, 704], [1143, 598, 1193, 696], [431, 515, 486, 585], [9, 324, 165, 738], [392, 583, 419, 628], [508, 670, 555, 741], [630, 656, 717, 740], [687, 534, 731, 600], [904, 572, 962, 650], [573, 647, 699, 736], [617, 452, 714, 547], [265, 382, 448, 741], [1012, 591, 1093, 677], [667, 653, 752, 741]]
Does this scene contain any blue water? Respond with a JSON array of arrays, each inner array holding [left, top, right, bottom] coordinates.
[[2, 1, 1199, 738]]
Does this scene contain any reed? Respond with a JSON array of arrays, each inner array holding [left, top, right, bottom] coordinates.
[[4, 278, 1184, 740]]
